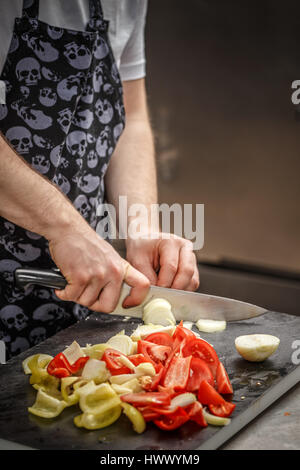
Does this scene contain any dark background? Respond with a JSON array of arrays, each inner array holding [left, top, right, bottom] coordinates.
[[144, 0, 300, 314]]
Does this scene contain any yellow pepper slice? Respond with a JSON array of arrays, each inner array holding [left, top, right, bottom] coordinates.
[[61, 377, 81, 406], [121, 403, 146, 434], [81, 344, 109, 360], [77, 382, 121, 414], [74, 405, 122, 430], [28, 389, 67, 418], [22, 354, 53, 375], [32, 374, 61, 400]]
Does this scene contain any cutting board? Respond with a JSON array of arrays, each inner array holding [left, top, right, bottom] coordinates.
[[0, 310, 299, 450]]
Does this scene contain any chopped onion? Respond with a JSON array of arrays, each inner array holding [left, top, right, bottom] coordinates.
[[170, 393, 196, 409], [81, 358, 109, 383], [182, 321, 194, 330], [143, 298, 176, 326], [111, 384, 133, 395], [134, 362, 156, 377], [196, 319, 226, 333], [63, 341, 85, 365], [130, 324, 175, 341], [235, 334, 280, 362], [117, 355, 135, 370], [203, 409, 231, 426], [106, 334, 135, 356], [110, 374, 139, 385]]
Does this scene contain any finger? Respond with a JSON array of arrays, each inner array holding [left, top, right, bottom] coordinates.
[[186, 271, 200, 291], [89, 280, 123, 313], [129, 256, 158, 285], [122, 264, 150, 308], [156, 241, 180, 288], [171, 247, 197, 290], [54, 273, 87, 302], [76, 276, 106, 308]]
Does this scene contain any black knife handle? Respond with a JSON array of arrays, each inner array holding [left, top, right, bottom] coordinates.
[[14, 268, 67, 290]]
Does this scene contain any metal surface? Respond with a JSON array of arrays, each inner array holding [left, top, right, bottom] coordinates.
[[0, 310, 299, 450], [15, 268, 268, 321]]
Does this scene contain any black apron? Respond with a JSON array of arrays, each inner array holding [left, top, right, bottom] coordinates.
[[0, 0, 125, 359]]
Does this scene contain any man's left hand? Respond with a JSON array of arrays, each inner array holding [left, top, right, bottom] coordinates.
[[125, 233, 200, 292]]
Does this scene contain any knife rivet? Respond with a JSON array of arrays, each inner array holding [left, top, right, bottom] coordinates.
[[256, 381, 262, 386], [240, 395, 246, 400]]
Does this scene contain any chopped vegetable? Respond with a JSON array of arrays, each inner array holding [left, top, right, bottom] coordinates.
[[22, 354, 53, 375], [196, 319, 226, 333], [170, 392, 196, 409], [61, 377, 80, 406], [28, 389, 67, 418], [203, 408, 231, 426], [74, 405, 122, 430], [121, 403, 146, 434], [154, 407, 190, 430], [107, 334, 135, 356], [235, 334, 280, 362], [81, 358, 110, 383], [63, 341, 85, 365], [131, 324, 175, 342], [143, 298, 176, 326]]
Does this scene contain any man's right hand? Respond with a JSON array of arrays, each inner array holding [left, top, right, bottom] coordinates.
[[48, 226, 150, 313]]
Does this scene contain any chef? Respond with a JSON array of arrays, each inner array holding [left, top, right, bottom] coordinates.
[[0, 0, 199, 359]]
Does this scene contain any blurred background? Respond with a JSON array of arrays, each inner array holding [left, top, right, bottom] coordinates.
[[144, 0, 300, 315]]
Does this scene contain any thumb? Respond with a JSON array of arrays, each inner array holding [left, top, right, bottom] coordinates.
[[122, 262, 150, 308]]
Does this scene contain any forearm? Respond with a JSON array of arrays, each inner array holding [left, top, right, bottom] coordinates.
[[0, 133, 87, 240], [105, 79, 158, 234]]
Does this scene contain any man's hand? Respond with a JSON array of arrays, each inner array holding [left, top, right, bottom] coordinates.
[[126, 233, 200, 291], [49, 226, 150, 312]]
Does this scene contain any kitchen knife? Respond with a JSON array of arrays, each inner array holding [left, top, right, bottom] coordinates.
[[14, 267, 267, 322]]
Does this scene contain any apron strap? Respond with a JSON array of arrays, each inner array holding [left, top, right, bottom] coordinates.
[[22, 0, 104, 21], [89, 0, 104, 19], [22, 0, 39, 19]]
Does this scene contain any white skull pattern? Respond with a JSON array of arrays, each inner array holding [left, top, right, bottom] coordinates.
[[31, 155, 50, 174], [74, 194, 91, 218], [10, 337, 30, 355], [29, 327, 47, 345], [95, 98, 114, 124], [16, 57, 41, 86], [39, 87, 57, 107], [64, 42, 92, 70], [0, 305, 28, 331], [6, 126, 33, 154], [32, 303, 65, 324], [22, 34, 59, 62], [66, 130, 87, 158]]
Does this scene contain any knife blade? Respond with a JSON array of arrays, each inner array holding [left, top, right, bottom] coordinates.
[[14, 267, 267, 321]]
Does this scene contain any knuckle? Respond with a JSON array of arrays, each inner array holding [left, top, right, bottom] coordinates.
[[110, 263, 123, 280]]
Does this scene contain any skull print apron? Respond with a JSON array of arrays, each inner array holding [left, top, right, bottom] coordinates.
[[0, 0, 125, 359]]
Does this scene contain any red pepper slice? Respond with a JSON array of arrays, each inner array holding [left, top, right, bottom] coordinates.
[[102, 348, 132, 376], [162, 355, 192, 391], [198, 380, 226, 406], [120, 392, 171, 407], [154, 407, 190, 431], [208, 401, 236, 418], [186, 357, 215, 392], [47, 353, 89, 378], [138, 406, 162, 422], [185, 401, 208, 427], [216, 362, 233, 395], [172, 322, 195, 350]]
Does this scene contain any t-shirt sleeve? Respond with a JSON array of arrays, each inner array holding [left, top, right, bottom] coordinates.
[[118, 0, 148, 81]]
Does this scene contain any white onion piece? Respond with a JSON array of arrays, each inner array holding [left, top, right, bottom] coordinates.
[[111, 384, 133, 395], [81, 359, 109, 382], [63, 341, 85, 365], [130, 324, 175, 341], [106, 334, 135, 356], [235, 334, 280, 362], [196, 319, 227, 333], [134, 363, 156, 377], [143, 298, 176, 326], [110, 374, 139, 385], [203, 409, 231, 426], [170, 393, 196, 409], [121, 378, 143, 393], [117, 355, 135, 370], [182, 321, 194, 330]]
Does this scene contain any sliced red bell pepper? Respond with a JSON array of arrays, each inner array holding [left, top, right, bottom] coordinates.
[[185, 401, 208, 427], [138, 406, 162, 422], [154, 407, 190, 431], [102, 348, 132, 376], [198, 380, 226, 406], [208, 401, 236, 418], [120, 391, 171, 407], [47, 353, 89, 378], [216, 362, 233, 395], [162, 355, 192, 391], [186, 357, 215, 392]]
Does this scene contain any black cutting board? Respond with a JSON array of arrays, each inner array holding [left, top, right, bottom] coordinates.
[[0, 310, 299, 450]]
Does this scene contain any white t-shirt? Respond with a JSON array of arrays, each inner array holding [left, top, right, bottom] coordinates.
[[0, 0, 147, 81]]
